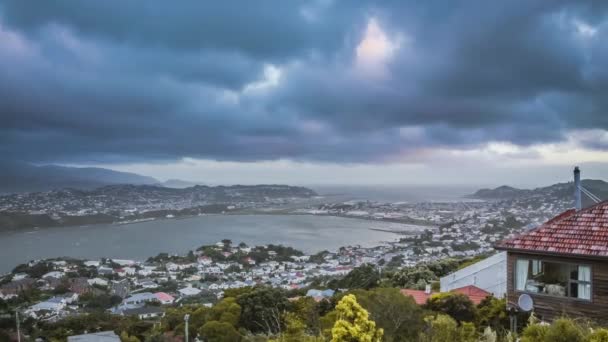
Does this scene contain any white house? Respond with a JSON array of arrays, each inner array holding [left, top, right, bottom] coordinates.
[[178, 286, 201, 296], [88, 278, 109, 287], [68, 331, 120, 342], [123, 292, 157, 305], [440, 252, 507, 298], [42, 271, 65, 279]]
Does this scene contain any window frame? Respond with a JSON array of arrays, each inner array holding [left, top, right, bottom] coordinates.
[[514, 258, 593, 302]]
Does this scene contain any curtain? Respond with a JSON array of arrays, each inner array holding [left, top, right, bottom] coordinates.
[[516, 259, 529, 291], [578, 265, 591, 300], [532, 260, 542, 275]]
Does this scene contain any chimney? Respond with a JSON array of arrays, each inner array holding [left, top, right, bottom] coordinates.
[[425, 284, 432, 294], [574, 166, 582, 211]]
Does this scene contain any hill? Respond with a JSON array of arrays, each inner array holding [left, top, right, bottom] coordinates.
[[0, 162, 158, 194], [160, 179, 203, 188], [468, 185, 530, 199], [0, 184, 318, 231], [468, 179, 608, 206]]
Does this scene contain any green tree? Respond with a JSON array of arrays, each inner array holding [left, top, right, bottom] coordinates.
[[425, 293, 477, 322], [543, 318, 586, 342], [350, 288, 423, 341], [236, 287, 290, 335], [209, 297, 241, 326], [199, 321, 241, 342], [120, 331, 140, 342], [589, 328, 608, 342], [291, 296, 321, 335], [335, 264, 379, 290], [420, 314, 459, 342], [391, 266, 437, 289], [330, 294, 383, 342], [476, 296, 509, 331]]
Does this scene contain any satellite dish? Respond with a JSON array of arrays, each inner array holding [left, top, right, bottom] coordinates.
[[518, 294, 534, 312]]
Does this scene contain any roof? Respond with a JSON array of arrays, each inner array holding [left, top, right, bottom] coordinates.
[[178, 287, 201, 296], [122, 306, 164, 316], [401, 285, 491, 305], [124, 292, 156, 303], [68, 331, 120, 342], [154, 292, 174, 302], [400, 289, 432, 305], [452, 285, 491, 305], [496, 201, 608, 258]]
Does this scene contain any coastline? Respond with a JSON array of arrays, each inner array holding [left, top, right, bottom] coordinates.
[[0, 209, 435, 235]]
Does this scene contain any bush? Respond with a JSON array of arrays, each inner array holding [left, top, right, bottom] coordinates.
[[330, 294, 383, 342], [589, 328, 608, 342], [420, 314, 459, 342], [425, 292, 477, 323], [543, 318, 586, 342]]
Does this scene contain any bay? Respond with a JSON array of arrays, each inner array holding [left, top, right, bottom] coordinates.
[[0, 214, 424, 273]]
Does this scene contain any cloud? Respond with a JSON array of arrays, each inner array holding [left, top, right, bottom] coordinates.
[[0, 0, 607, 168]]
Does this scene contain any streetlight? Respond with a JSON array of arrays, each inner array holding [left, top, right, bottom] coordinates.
[[16, 311, 21, 342], [184, 314, 190, 342]]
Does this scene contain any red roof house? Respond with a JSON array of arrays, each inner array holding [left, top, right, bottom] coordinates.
[[400, 289, 433, 305], [401, 285, 491, 305], [451, 285, 491, 305], [496, 200, 608, 323]]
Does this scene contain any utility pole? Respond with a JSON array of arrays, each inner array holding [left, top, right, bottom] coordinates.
[[184, 314, 190, 342], [16, 311, 21, 342]]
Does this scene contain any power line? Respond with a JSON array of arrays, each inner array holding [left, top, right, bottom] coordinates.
[[579, 185, 602, 203]]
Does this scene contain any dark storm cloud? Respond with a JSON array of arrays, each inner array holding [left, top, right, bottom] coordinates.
[[0, 0, 607, 164]]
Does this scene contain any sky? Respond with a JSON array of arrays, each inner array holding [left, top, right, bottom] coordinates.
[[1, 1, 607, 187]]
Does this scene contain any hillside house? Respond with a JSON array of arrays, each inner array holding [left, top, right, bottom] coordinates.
[[496, 201, 608, 323]]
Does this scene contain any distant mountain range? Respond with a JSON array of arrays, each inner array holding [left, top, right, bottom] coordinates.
[[468, 179, 608, 205], [0, 162, 159, 194], [160, 179, 204, 188]]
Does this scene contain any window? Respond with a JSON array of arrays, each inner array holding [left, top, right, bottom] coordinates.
[[515, 259, 591, 300]]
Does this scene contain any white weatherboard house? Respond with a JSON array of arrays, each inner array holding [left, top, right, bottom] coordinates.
[[440, 252, 507, 298]]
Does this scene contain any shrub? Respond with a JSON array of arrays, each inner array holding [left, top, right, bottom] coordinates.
[[425, 292, 477, 322]]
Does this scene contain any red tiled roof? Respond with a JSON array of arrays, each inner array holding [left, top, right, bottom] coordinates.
[[452, 285, 491, 305], [496, 201, 608, 258], [400, 289, 433, 305], [401, 285, 491, 305]]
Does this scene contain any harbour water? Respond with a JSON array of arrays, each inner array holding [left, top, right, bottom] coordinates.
[[0, 214, 426, 273]]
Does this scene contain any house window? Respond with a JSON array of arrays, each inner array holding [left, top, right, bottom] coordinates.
[[515, 259, 591, 300]]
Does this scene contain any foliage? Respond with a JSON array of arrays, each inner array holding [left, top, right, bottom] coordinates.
[[120, 331, 141, 342], [425, 292, 477, 322], [223, 286, 254, 299], [79, 293, 122, 311], [420, 314, 481, 342], [589, 328, 608, 342], [520, 317, 608, 342], [160, 297, 241, 340], [350, 288, 423, 341], [450, 241, 481, 252], [310, 250, 330, 264], [475, 296, 509, 331], [543, 318, 586, 342], [520, 321, 548, 342], [419, 314, 459, 342], [33, 312, 144, 341], [391, 266, 437, 289], [236, 287, 290, 335], [330, 294, 383, 342], [389, 258, 463, 289], [332, 264, 379, 290], [13, 261, 52, 278], [291, 296, 322, 335], [480, 326, 498, 342], [269, 312, 325, 342], [199, 321, 241, 342]]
